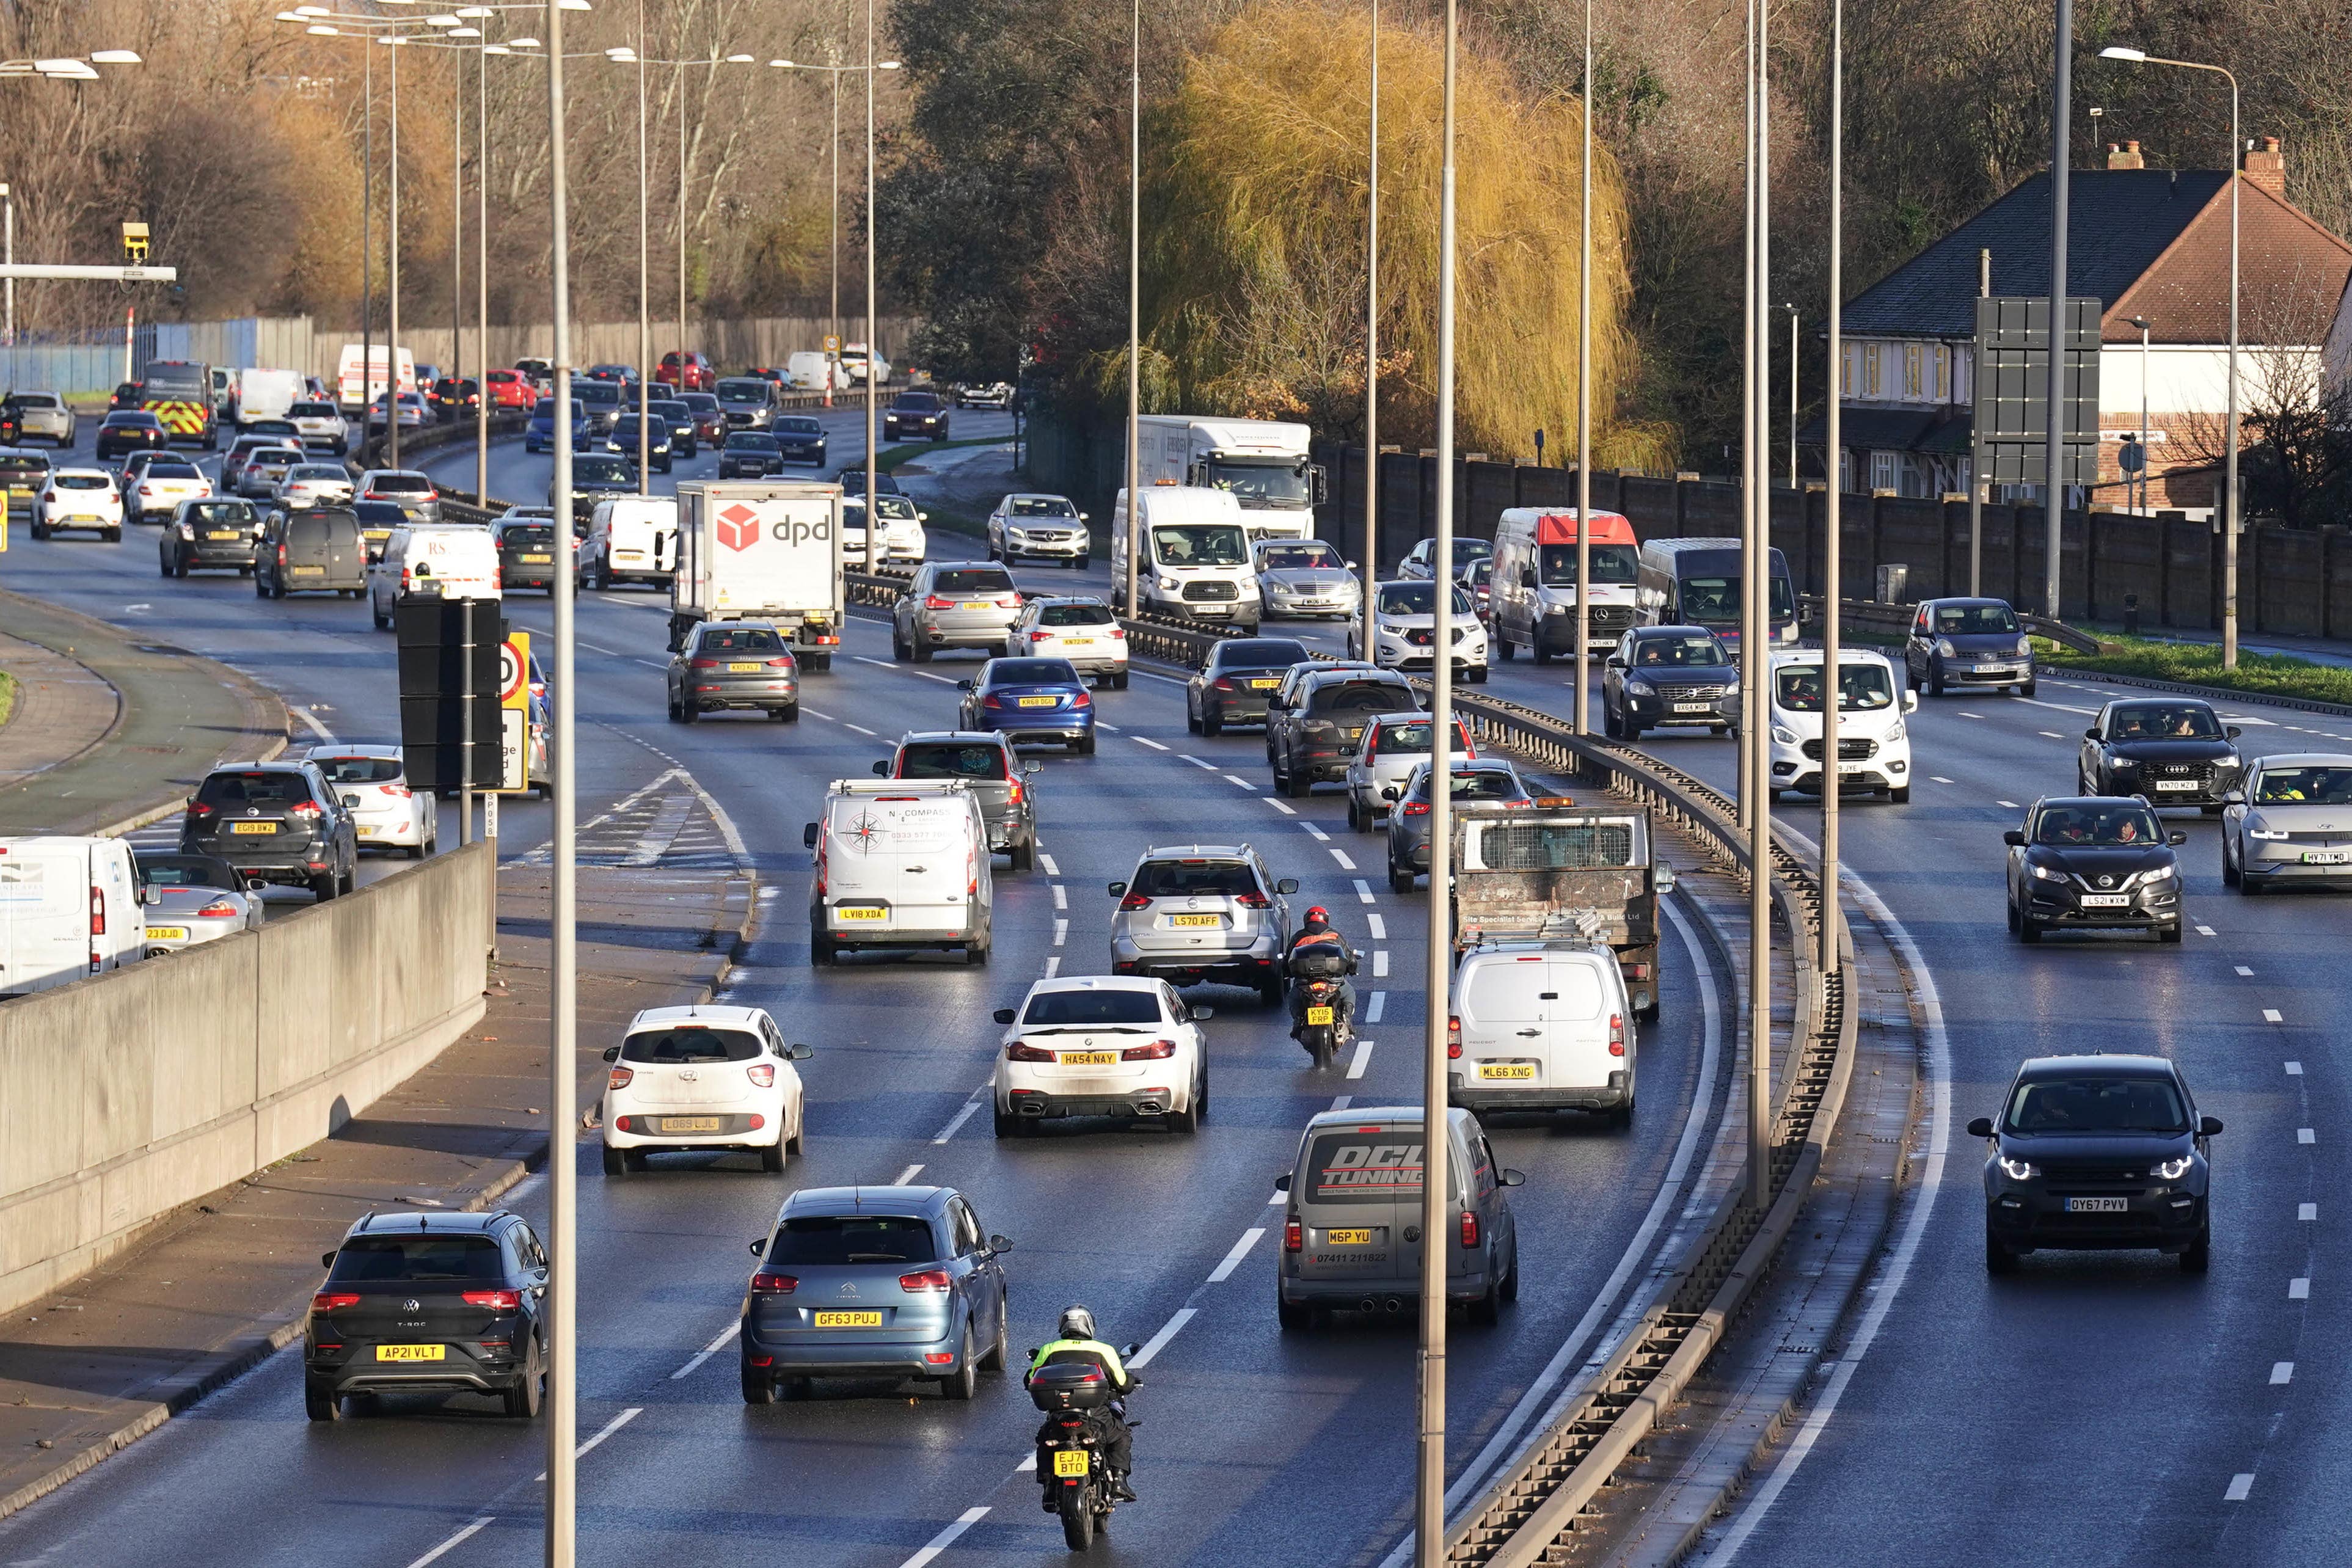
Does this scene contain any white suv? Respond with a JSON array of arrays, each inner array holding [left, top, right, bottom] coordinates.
[[599, 1004, 813, 1175], [1349, 578, 1490, 682], [990, 975, 1210, 1137], [1764, 647, 1916, 803]]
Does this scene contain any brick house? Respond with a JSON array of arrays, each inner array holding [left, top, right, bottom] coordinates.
[[1802, 137, 2352, 519]]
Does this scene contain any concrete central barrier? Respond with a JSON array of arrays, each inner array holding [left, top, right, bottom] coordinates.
[[0, 842, 493, 1316]]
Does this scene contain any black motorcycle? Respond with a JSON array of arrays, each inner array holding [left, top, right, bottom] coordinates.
[[1290, 975, 1352, 1067], [1028, 1352, 1141, 1550]]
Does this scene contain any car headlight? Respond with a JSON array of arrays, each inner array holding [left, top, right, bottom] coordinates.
[[1771, 724, 1800, 745], [1936, 638, 1957, 658], [1240, 582, 1259, 597], [2146, 1154, 2194, 1181], [1158, 575, 1180, 591], [1998, 1156, 2037, 1181], [1624, 677, 1654, 696], [2246, 824, 2289, 841], [2015, 636, 2034, 657], [2109, 756, 2137, 769], [2030, 863, 2062, 881], [1886, 718, 1906, 742]]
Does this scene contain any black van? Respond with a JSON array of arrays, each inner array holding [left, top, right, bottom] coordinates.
[[1634, 536, 1799, 651], [257, 506, 368, 599]]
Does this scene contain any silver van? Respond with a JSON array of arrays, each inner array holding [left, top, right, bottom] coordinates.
[[1274, 1105, 1521, 1329], [804, 780, 994, 965], [1450, 941, 1635, 1125]]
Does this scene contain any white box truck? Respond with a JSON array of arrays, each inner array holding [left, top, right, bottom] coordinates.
[[1130, 414, 1325, 542], [337, 344, 416, 410], [668, 480, 845, 671], [0, 836, 144, 997], [236, 367, 306, 427], [1108, 484, 1262, 629]]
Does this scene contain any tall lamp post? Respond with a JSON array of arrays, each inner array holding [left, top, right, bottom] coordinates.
[[2126, 314, 2151, 514], [1571, 0, 1592, 734], [2100, 45, 2238, 666], [1740, 0, 1773, 1214], [1821, 0, 1843, 974], [1122, 0, 1141, 622], [772, 52, 900, 404], [1360, 0, 1378, 657]]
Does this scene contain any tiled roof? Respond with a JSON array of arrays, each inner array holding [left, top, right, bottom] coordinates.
[[2108, 188, 2352, 344]]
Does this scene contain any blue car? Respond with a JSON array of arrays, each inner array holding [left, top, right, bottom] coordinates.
[[525, 406, 594, 454], [955, 655, 1095, 754], [770, 415, 828, 466]]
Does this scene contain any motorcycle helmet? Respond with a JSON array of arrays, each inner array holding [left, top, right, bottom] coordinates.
[[1304, 905, 1330, 926], [1059, 1305, 1098, 1342]]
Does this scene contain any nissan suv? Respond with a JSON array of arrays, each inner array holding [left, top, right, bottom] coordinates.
[[181, 760, 360, 900], [2003, 797, 2186, 944], [1108, 844, 1297, 1005], [305, 1208, 551, 1420], [1266, 667, 1418, 798]]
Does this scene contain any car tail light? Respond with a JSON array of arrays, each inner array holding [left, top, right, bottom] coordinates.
[[1402, 801, 1431, 817], [1006, 779, 1024, 804], [1608, 1014, 1626, 1057], [747, 1114, 767, 1131], [188, 801, 216, 818], [607, 1067, 634, 1090], [924, 594, 956, 610], [1460, 1211, 1480, 1248], [1119, 892, 1151, 911], [1108, 627, 1125, 640], [288, 800, 322, 818], [983, 694, 1005, 707], [383, 784, 412, 799], [1447, 1017, 1461, 1059], [747, 1063, 775, 1087], [462, 1288, 523, 1311], [748, 1271, 796, 1296], [89, 886, 105, 937], [1121, 1039, 1177, 1061], [1285, 1219, 1302, 1252], [1072, 690, 1091, 706], [1007, 1041, 1056, 1063], [196, 899, 240, 917], [1213, 677, 1235, 691], [692, 658, 720, 669], [277, 542, 288, 567], [1627, 962, 1651, 980], [899, 1269, 953, 1293], [1234, 891, 1271, 909], [766, 657, 794, 668], [311, 1291, 362, 1313]]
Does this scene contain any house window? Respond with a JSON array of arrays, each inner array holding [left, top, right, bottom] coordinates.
[[1904, 344, 1924, 400], [1933, 345, 1951, 403], [1863, 344, 1882, 398], [1899, 454, 1930, 498], [1870, 450, 1897, 491]]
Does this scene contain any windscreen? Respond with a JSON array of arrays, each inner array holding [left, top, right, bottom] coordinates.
[[2254, 767, 2352, 805], [186, 501, 254, 527], [679, 394, 720, 412], [1304, 1132, 1424, 1205], [1201, 457, 1310, 506], [774, 417, 820, 435], [1935, 603, 2020, 635], [1039, 603, 1112, 627], [1426, 768, 1524, 801], [698, 627, 784, 652], [1472, 819, 1638, 870], [898, 743, 1008, 781], [291, 402, 337, 416], [197, 771, 311, 806], [1010, 497, 1076, 517], [2005, 1076, 2189, 1136], [0, 454, 49, 478], [310, 755, 405, 784], [1677, 567, 1795, 623], [575, 381, 623, 406], [142, 363, 208, 399], [330, 1236, 505, 1282], [1631, 634, 1729, 668], [2108, 704, 2222, 740], [12, 393, 56, 409], [1376, 582, 1477, 616], [620, 1026, 763, 1063], [934, 567, 1015, 595], [2032, 804, 2166, 847], [893, 393, 941, 410], [573, 457, 633, 482], [1214, 640, 1310, 671], [987, 658, 1078, 686], [1776, 664, 1894, 712], [499, 524, 556, 550], [1150, 524, 1248, 566], [290, 465, 346, 482], [1259, 542, 1342, 570], [1130, 859, 1256, 897], [725, 433, 781, 451], [1021, 990, 1163, 1026], [1310, 682, 1415, 717], [1538, 544, 1640, 585], [716, 379, 769, 400], [871, 495, 918, 522], [766, 1214, 939, 1266], [651, 401, 692, 421], [134, 854, 240, 889]]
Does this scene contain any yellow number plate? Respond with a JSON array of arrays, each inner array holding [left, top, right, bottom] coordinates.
[[813, 1311, 883, 1328], [1326, 1228, 1373, 1245], [292, 566, 324, 575], [661, 1116, 721, 1133], [206, 530, 241, 540], [1479, 1063, 1538, 1081], [1167, 913, 1221, 928], [1060, 1051, 1120, 1066], [833, 905, 887, 922], [1059, 637, 1095, 647], [727, 662, 762, 673], [1053, 1450, 1092, 1478], [376, 1344, 445, 1362], [1250, 678, 1280, 688], [960, 600, 992, 610], [145, 926, 189, 941], [229, 822, 278, 834], [1017, 695, 1057, 707], [520, 553, 551, 563], [357, 825, 379, 837], [1306, 1005, 1334, 1026]]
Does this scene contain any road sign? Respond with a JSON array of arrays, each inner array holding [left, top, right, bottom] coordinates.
[[501, 630, 531, 708], [2118, 440, 2145, 475], [497, 707, 529, 793], [1973, 296, 2102, 486], [822, 334, 841, 355]]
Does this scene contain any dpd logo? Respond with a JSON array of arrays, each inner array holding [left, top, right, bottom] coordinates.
[[716, 504, 762, 552]]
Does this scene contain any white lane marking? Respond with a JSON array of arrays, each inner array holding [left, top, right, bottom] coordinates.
[[1095, 722, 1121, 732], [1053, 919, 1067, 947], [2298, 1128, 2316, 1144], [1040, 854, 1060, 876], [1206, 1229, 1265, 1283], [1268, 1190, 1285, 1206], [1180, 753, 1216, 770], [1329, 847, 1357, 869], [1224, 773, 1254, 788], [403, 1517, 495, 1568], [1347, 1039, 1373, 1079], [1996, 800, 2020, 809], [1045, 956, 1061, 978], [854, 655, 896, 669], [1133, 735, 1169, 751], [2272, 1362, 2296, 1385], [634, 658, 667, 670], [2038, 731, 2064, 739], [670, 1321, 742, 1380], [1354, 879, 1376, 904], [1302, 821, 1331, 842], [1366, 991, 1386, 1023], [894, 1163, 926, 1186], [1368, 913, 1387, 939], [898, 1506, 990, 1568], [293, 705, 337, 742], [2236, 966, 2254, 976], [2290, 1278, 2312, 1299], [803, 708, 838, 722], [2264, 1008, 2284, 1023], [2287, 1061, 2304, 1074], [1053, 884, 1067, 910], [1328, 1094, 1351, 1112], [536, 1406, 643, 1476], [2017, 696, 2098, 715], [2222, 712, 2281, 727], [912, 670, 957, 685], [1372, 949, 1389, 977], [1930, 776, 1956, 784], [1696, 858, 1951, 1567], [1959, 710, 1985, 719], [2226, 1474, 2255, 1503], [1133, 671, 1186, 687], [845, 723, 876, 736], [2197, 924, 2218, 936], [2300, 1203, 2317, 1220], [1128, 1306, 1196, 1369], [932, 1097, 985, 1144], [1263, 797, 1296, 815]]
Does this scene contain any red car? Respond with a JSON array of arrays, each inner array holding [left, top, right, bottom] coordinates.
[[483, 368, 538, 412], [656, 350, 714, 392]]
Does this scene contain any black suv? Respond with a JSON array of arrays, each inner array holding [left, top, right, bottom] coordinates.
[[305, 1209, 551, 1420], [181, 761, 360, 900], [1266, 668, 1417, 798], [2003, 796, 2186, 943], [1186, 636, 1312, 735], [2078, 699, 2244, 812], [881, 389, 949, 442], [1969, 1054, 2220, 1274]]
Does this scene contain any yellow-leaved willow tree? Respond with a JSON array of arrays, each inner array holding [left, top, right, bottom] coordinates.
[[1136, 0, 1665, 467]]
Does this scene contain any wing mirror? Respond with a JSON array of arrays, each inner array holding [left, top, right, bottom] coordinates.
[[1023, 760, 1042, 776], [918, 512, 929, 523], [1965, 1117, 1996, 1139], [2222, 789, 2244, 806], [1604, 655, 1626, 668], [1902, 690, 1919, 714], [1382, 786, 1400, 802], [2003, 830, 2026, 847], [1107, 880, 1128, 897], [1273, 1173, 1292, 1191], [1500, 1169, 1527, 1187], [601, 1045, 620, 1062], [2226, 726, 2243, 740], [2199, 1115, 2224, 1136], [803, 822, 819, 848], [1078, 512, 1090, 522], [871, 759, 891, 776], [956, 679, 974, 691], [2084, 727, 2102, 741], [993, 1007, 1017, 1024], [321, 1250, 339, 1268], [1191, 1005, 1214, 1020], [990, 1235, 1015, 1253], [2168, 831, 2188, 845], [1276, 878, 1299, 895], [748, 1238, 766, 1256]]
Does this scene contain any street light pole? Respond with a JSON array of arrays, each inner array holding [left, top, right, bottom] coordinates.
[[830, 53, 840, 404], [677, 56, 688, 373], [1360, 0, 1377, 658], [387, 32, 403, 469], [1572, 0, 1591, 735], [2129, 315, 2150, 514], [451, 37, 462, 396], [1786, 304, 1799, 487], [1821, 0, 1843, 975], [1416, 4, 1458, 1562], [1122, 0, 1141, 621], [475, 35, 489, 505], [1741, 0, 1772, 1214], [2040, 0, 2070, 622], [636, 10, 652, 494], [362, 40, 373, 432], [864, 0, 877, 534]]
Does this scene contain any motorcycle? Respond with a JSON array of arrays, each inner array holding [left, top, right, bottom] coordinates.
[[1290, 975, 1353, 1067], [1028, 1351, 1141, 1550]]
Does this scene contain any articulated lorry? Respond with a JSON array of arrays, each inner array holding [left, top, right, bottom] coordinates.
[[667, 480, 844, 670], [1448, 800, 1671, 1022]]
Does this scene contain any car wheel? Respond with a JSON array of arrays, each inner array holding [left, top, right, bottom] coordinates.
[[1276, 1292, 1315, 1333], [680, 701, 698, 724], [2018, 911, 2043, 944], [759, 1138, 786, 1173], [1623, 720, 1643, 742], [1169, 1085, 1200, 1135], [503, 1342, 546, 1419], [1531, 638, 1552, 665], [1283, 765, 1310, 799], [2006, 891, 2021, 933], [1390, 862, 1415, 895], [993, 1105, 1021, 1139], [1200, 707, 1222, 737], [982, 1297, 1010, 1372], [1469, 1273, 1502, 1326], [601, 1142, 627, 1176], [1984, 1220, 2020, 1275], [1186, 701, 1202, 735], [1076, 732, 1096, 756], [309, 872, 337, 902], [911, 634, 933, 664], [2158, 921, 2184, 943], [1346, 797, 1364, 832], [938, 1329, 977, 1401], [774, 705, 800, 723], [1468, 665, 1489, 684], [1111, 671, 1129, 690], [740, 1362, 776, 1406], [1602, 702, 1621, 738], [1890, 786, 1910, 803], [1928, 662, 1946, 697], [2179, 1223, 2211, 1274], [2222, 839, 2240, 886], [2020, 680, 2037, 697], [1009, 836, 1035, 872], [1496, 630, 1515, 661], [304, 1380, 343, 1422], [810, 930, 835, 966]]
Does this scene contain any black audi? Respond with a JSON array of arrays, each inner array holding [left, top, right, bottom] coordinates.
[[2078, 698, 2244, 811], [1183, 636, 1313, 734], [1970, 1053, 2219, 1275], [2004, 796, 2186, 943], [717, 430, 786, 478]]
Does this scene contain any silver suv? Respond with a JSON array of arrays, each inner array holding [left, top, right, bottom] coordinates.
[[1108, 844, 1296, 1005], [892, 561, 1023, 663]]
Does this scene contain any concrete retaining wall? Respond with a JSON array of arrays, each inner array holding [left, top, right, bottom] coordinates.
[[0, 843, 492, 1316]]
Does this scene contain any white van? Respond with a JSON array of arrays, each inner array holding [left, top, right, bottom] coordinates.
[[337, 343, 416, 410], [370, 523, 503, 630], [803, 781, 993, 965], [1764, 647, 1916, 803], [784, 351, 845, 393], [1448, 941, 1634, 1125], [1108, 486, 1261, 629], [236, 368, 306, 426], [0, 836, 144, 996], [585, 495, 679, 588]]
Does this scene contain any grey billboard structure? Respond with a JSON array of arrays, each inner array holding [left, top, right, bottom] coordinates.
[[1970, 296, 2100, 599]]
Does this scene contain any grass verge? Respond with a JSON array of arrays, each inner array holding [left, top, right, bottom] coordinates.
[[2040, 634, 2352, 707], [870, 435, 1007, 476], [0, 670, 14, 729]]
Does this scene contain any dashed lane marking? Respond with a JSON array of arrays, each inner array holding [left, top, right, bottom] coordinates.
[[2039, 731, 2064, 739], [2197, 925, 2218, 936], [2236, 966, 2255, 976], [845, 723, 875, 736], [1348, 1039, 1373, 1079], [1040, 854, 1060, 876], [1960, 711, 1986, 719], [894, 1163, 925, 1186], [293, 705, 336, 743], [1366, 991, 1386, 1023], [670, 1321, 742, 1380], [1044, 957, 1061, 978], [1302, 822, 1330, 842], [2298, 1128, 2316, 1144], [2287, 1061, 2304, 1074], [1368, 913, 1387, 939], [1996, 800, 2020, 809], [2299, 1203, 2317, 1220], [932, 1095, 986, 1144], [2265, 1008, 2284, 1023], [897, 1507, 990, 1568], [1264, 797, 1296, 815], [1930, 776, 1956, 784], [1205, 1230, 1265, 1284], [1224, 774, 1254, 788], [1354, 879, 1375, 904], [1372, 949, 1390, 977], [403, 1517, 495, 1568], [1329, 847, 1356, 869], [2226, 1475, 2255, 1503], [1132, 735, 1168, 751], [1053, 919, 1067, 947], [534, 1406, 641, 1478], [1052, 884, 1067, 910], [1180, 753, 1216, 770], [1129, 1306, 1197, 1369], [2290, 1278, 2312, 1299]]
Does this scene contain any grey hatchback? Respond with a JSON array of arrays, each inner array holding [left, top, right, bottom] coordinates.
[[1387, 759, 1535, 892], [740, 1184, 1013, 1402], [875, 731, 1040, 870], [1108, 844, 1296, 1005], [1905, 596, 2036, 697]]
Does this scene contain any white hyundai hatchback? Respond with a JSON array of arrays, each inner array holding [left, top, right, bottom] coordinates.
[[990, 975, 1210, 1137], [299, 744, 439, 858], [601, 1004, 813, 1175]]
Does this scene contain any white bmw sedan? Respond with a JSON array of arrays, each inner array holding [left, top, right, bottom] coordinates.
[[991, 975, 1210, 1137]]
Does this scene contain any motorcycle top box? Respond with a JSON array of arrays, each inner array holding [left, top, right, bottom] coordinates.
[[1291, 944, 1348, 979], [1029, 1363, 1114, 1412]]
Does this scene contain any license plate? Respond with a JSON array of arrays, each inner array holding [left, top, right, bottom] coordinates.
[[833, 905, 887, 922], [661, 1115, 721, 1133], [728, 662, 763, 673], [1306, 1005, 1334, 1025], [206, 530, 240, 540], [2066, 1197, 2128, 1214], [293, 566, 324, 575], [1480, 1063, 1538, 1081], [813, 1310, 883, 1328], [2303, 850, 2352, 865], [1251, 679, 1279, 689], [960, 600, 992, 611], [145, 926, 189, 941], [1326, 1228, 1373, 1245], [1017, 695, 1057, 707], [1060, 638, 1095, 647], [1053, 1450, 1092, 1478], [229, 822, 277, 834], [68, 515, 100, 525], [2078, 893, 2130, 908], [357, 825, 379, 837], [1673, 702, 1714, 713], [2152, 779, 2199, 792], [1061, 1051, 1119, 1066], [1167, 913, 1221, 927], [521, 553, 551, 563], [376, 1344, 445, 1362], [1345, 727, 1364, 742]]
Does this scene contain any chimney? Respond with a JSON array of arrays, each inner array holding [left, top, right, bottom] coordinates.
[[2243, 135, 2285, 197], [2106, 140, 2144, 170]]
